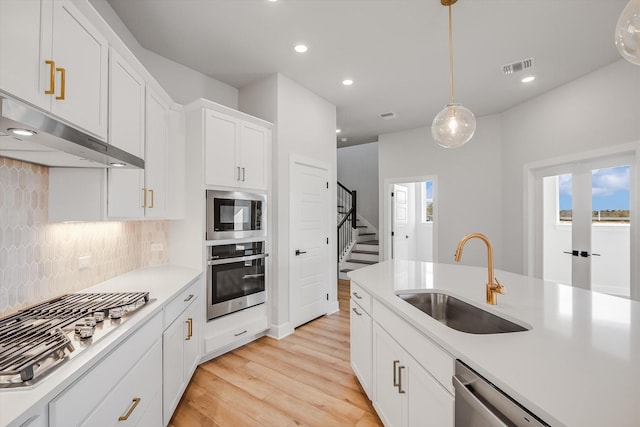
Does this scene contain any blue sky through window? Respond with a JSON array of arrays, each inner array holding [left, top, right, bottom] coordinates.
[[558, 166, 630, 210]]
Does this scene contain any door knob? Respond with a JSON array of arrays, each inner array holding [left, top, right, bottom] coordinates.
[[295, 249, 307, 256]]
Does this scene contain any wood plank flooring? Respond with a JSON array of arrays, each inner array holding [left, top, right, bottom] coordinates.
[[169, 282, 382, 427]]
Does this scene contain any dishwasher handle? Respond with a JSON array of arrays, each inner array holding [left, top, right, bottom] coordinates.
[[453, 375, 509, 427]]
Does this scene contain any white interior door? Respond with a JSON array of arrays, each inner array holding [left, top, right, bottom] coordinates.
[[537, 154, 634, 297], [392, 184, 410, 260], [290, 161, 329, 328]]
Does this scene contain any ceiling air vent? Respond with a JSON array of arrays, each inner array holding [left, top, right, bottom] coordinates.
[[502, 57, 535, 75], [379, 112, 397, 120]]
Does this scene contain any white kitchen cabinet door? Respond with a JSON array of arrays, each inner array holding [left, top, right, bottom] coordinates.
[[0, 0, 108, 139], [373, 324, 404, 427], [205, 110, 240, 188], [107, 87, 169, 219], [162, 310, 185, 424], [82, 339, 162, 427], [143, 87, 169, 218], [49, 0, 108, 139], [350, 299, 373, 399], [109, 48, 145, 157], [0, 0, 52, 110], [373, 323, 454, 427], [163, 294, 200, 425], [404, 353, 454, 427], [182, 299, 200, 381], [239, 121, 268, 190]]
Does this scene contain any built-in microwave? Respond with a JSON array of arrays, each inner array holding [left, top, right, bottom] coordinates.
[[206, 190, 266, 240]]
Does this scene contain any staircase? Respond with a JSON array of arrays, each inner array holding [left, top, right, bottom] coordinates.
[[337, 182, 379, 280]]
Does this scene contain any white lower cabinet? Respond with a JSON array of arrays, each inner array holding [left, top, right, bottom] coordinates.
[[373, 323, 454, 427], [49, 312, 163, 427], [82, 339, 162, 426], [162, 280, 201, 425], [350, 298, 373, 399]]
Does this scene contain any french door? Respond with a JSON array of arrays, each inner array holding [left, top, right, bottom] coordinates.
[[534, 153, 635, 297]]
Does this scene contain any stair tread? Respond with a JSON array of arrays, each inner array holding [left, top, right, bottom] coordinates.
[[347, 259, 378, 265], [358, 232, 375, 236], [356, 225, 368, 229], [340, 268, 353, 273], [359, 240, 379, 245], [352, 249, 379, 255]]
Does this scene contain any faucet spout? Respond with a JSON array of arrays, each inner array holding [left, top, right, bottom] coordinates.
[[454, 233, 505, 305]]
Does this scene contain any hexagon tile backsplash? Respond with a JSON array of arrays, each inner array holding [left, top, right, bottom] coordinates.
[[0, 157, 170, 317]]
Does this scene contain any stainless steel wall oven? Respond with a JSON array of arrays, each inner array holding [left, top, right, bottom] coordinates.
[[206, 190, 265, 240], [206, 241, 267, 320]]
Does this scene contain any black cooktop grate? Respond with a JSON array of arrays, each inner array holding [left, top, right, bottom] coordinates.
[[0, 292, 149, 383]]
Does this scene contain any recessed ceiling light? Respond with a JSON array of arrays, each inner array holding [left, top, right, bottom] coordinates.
[[8, 128, 36, 136], [336, 129, 341, 133], [267, 0, 278, 2], [294, 44, 308, 53], [521, 76, 536, 83], [342, 79, 354, 86], [110, 162, 126, 167], [341, 137, 347, 142]]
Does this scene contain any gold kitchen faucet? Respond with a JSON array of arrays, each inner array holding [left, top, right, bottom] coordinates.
[[454, 233, 505, 305]]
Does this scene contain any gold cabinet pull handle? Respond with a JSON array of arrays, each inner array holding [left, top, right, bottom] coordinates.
[[141, 188, 147, 208], [45, 60, 55, 94], [55, 67, 65, 100], [148, 189, 154, 208], [185, 318, 193, 340], [118, 397, 141, 421]]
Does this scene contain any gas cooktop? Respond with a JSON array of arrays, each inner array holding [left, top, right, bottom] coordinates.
[[0, 292, 150, 389]]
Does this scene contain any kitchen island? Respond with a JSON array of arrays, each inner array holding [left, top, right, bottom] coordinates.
[[349, 260, 640, 427]]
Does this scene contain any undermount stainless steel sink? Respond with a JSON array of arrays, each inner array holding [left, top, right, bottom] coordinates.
[[397, 292, 529, 334]]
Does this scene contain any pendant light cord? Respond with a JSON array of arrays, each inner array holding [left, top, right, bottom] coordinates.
[[448, 4, 455, 104]]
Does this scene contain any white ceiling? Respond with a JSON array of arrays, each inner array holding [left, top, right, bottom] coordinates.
[[106, 0, 628, 147]]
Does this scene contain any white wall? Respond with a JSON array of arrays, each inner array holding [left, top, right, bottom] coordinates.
[[89, 0, 238, 108], [337, 142, 379, 228], [240, 73, 337, 337], [501, 60, 640, 274], [378, 115, 503, 268]]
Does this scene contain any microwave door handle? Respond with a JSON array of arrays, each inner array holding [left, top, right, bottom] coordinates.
[[207, 253, 269, 266]]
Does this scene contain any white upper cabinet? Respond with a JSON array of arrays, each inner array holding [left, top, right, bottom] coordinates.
[[109, 48, 145, 157], [205, 109, 269, 190], [0, 0, 108, 139], [143, 87, 169, 218], [108, 87, 169, 219]]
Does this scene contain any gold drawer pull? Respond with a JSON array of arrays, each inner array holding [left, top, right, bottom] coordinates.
[[148, 189, 154, 208], [55, 67, 65, 100], [185, 318, 193, 340], [45, 60, 55, 94], [118, 397, 141, 421], [141, 188, 147, 208], [234, 329, 247, 337]]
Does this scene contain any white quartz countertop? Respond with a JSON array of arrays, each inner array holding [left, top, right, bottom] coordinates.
[[349, 260, 640, 427], [0, 265, 202, 427]]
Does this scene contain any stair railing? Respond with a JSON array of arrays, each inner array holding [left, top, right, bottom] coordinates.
[[337, 182, 357, 266]]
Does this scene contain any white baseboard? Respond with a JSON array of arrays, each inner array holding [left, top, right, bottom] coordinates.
[[327, 301, 340, 315], [267, 322, 294, 340]]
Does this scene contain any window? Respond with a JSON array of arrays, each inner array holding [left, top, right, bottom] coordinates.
[[422, 180, 434, 223]]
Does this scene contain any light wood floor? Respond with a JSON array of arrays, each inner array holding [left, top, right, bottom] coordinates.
[[169, 282, 383, 427]]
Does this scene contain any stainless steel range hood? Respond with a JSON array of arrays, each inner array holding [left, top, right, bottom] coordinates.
[[0, 96, 144, 169]]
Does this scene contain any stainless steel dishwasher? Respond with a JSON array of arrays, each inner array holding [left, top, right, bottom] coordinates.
[[453, 360, 551, 427]]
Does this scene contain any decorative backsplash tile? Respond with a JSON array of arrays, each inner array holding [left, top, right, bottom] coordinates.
[[0, 158, 170, 317]]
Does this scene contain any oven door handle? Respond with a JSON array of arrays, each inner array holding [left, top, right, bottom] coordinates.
[[207, 253, 269, 266]]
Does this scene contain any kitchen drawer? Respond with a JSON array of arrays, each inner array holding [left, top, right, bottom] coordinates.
[[82, 339, 162, 426], [350, 282, 372, 314], [164, 278, 200, 328], [373, 299, 454, 394], [204, 315, 268, 354], [49, 312, 162, 427]]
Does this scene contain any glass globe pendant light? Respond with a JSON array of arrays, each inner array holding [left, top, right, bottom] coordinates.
[[432, 0, 476, 148], [615, 0, 640, 65]]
